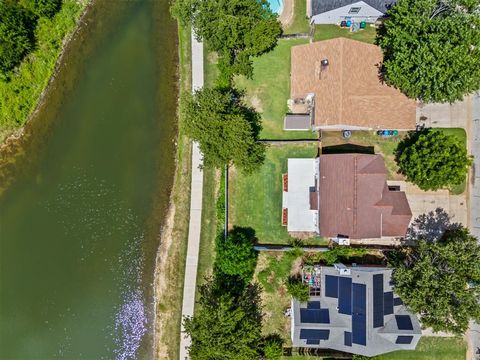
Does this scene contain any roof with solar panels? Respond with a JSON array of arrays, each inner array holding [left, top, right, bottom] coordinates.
[[291, 265, 422, 357]]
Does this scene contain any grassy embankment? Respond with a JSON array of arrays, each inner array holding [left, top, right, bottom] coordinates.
[[154, 24, 192, 360], [0, 0, 89, 142]]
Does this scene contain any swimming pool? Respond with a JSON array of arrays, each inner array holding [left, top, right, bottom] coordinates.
[[268, 0, 283, 14]]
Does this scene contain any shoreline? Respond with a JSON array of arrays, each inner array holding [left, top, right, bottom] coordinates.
[[0, 0, 94, 191]]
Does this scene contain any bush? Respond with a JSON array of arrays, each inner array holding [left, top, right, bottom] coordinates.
[[285, 276, 309, 302], [261, 333, 284, 360], [22, 0, 62, 18], [0, 2, 36, 76], [396, 129, 472, 191], [215, 226, 258, 282]]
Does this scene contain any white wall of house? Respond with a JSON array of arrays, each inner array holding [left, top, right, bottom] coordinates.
[[311, 1, 384, 24]]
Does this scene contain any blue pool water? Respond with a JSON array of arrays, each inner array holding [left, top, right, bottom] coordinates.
[[268, 0, 283, 14]]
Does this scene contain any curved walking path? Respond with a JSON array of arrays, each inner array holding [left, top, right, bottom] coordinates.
[[179, 31, 204, 360]]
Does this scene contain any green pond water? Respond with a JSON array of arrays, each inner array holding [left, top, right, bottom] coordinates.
[[0, 0, 177, 358]]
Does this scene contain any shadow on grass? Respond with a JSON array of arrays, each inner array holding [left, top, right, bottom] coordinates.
[[322, 143, 374, 154]]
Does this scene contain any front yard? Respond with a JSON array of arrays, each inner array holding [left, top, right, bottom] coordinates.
[[229, 143, 323, 244], [377, 337, 466, 360]]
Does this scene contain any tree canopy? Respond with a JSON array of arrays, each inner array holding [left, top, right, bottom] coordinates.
[[215, 227, 257, 282], [392, 226, 480, 334], [377, 0, 480, 102], [21, 0, 62, 18], [396, 129, 472, 191], [0, 1, 36, 75], [171, 0, 282, 80], [183, 87, 266, 172], [184, 279, 264, 360]]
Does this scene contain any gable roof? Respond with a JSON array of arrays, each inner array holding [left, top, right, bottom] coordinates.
[[291, 266, 422, 357], [318, 154, 411, 239], [290, 38, 416, 130], [311, 0, 396, 16]]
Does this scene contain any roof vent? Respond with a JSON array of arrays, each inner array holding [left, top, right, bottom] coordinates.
[[321, 59, 329, 67], [334, 263, 351, 276]]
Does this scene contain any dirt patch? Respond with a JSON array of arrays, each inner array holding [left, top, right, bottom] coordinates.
[[250, 94, 264, 113]]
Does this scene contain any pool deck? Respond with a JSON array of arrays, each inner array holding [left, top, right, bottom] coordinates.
[[279, 0, 294, 28]]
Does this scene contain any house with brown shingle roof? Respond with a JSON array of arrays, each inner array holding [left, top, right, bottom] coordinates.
[[284, 38, 416, 131], [282, 154, 412, 239]]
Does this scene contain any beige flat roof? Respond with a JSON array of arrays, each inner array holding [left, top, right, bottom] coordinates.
[[290, 38, 416, 130]]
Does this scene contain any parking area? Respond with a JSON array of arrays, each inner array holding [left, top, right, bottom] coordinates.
[[397, 181, 469, 227], [417, 97, 470, 129]]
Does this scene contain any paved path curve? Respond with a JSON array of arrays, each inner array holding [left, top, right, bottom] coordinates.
[[179, 31, 204, 360]]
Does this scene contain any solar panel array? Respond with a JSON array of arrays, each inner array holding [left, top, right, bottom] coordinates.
[[384, 291, 394, 315], [393, 297, 403, 306], [300, 329, 330, 341], [338, 277, 352, 315], [325, 275, 338, 298], [300, 308, 330, 324], [395, 335, 413, 344], [344, 331, 352, 347], [372, 274, 384, 328], [352, 283, 367, 346], [395, 315, 413, 330]]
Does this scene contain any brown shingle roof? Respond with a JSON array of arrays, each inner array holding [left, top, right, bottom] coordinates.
[[290, 38, 416, 130], [318, 154, 411, 239]]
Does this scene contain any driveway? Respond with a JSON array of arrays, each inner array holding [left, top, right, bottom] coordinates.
[[417, 97, 470, 129]]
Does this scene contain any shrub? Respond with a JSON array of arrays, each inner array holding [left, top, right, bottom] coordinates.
[[285, 276, 309, 302]]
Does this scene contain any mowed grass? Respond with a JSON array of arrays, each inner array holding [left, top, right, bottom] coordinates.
[[314, 24, 377, 44], [284, 0, 310, 34], [235, 39, 317, 139], [229, 143, 322, 244], [377, 337, 466, 360]]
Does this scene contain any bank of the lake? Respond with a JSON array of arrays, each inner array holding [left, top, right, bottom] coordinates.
[[0, 0, 178, 358]]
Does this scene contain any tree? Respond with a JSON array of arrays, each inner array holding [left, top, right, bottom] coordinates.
[[392, 227, 480, 334], [183, 279, 264, 359], [183, 87, 266, 172], [215, 227, 258, 282], [377, 0, 480, 102], [285, 276, 309, 302], [21, 0, 62, 18], [171, 0, 282, 80], [261, 334, 284, 360], [396, 129, 472, 191], [0, 1, 36, 76]]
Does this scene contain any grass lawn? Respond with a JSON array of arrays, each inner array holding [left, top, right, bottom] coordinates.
[[314, 24, 377, 44], [321, 131, 405, 180], [235, 39, 318, 140], [229, 143, 326, 244], [377, 336, 466, 360], [284, 0, 310, 34], [256, 251, 303, 343]]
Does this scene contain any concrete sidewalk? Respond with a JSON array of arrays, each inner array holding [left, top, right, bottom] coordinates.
[[179, 31, 204, 360]]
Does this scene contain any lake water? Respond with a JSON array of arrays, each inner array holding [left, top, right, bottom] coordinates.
[[0, 0, 177, 358]]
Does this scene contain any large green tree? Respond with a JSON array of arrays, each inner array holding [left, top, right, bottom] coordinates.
[[392, 227, 480, 334], [0, 1, 36, 76], [183, 87, 266, 172], [171, 0, 282, 80], [377, 0, 480, 102], [183, 279, 264, 359], [396, 129, 472, 191], [215, 227, 257, 282]]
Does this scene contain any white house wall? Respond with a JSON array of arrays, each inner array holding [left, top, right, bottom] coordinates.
[[311, 1, 384, 24]]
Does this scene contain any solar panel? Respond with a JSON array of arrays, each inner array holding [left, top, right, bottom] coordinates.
[[325, 275, 339, 298], [344, 331, 352, 347], [373, 274, 384, 328], [306, 339, 320, 345], [299, 329, 330, 340], [352, 283, 367, 346], [384, 291, 394, 315], [300, 308, 330, 324], [307, 301, 321, 309], [396, 335, 413, 344], [395, 315, 413, 330], [394, 297, 403, 306], [338, 277, 352, 314]]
